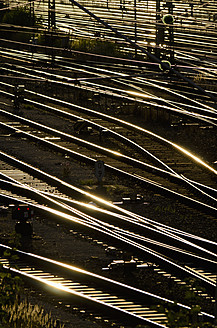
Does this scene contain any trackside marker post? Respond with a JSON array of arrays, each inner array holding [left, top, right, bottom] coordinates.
[[95, 160, 105, 183]]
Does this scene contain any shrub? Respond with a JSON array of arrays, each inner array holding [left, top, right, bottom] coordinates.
[[71, 38, 122, 56], [0, 246, 64, 327], [2, 6, 41, 26]]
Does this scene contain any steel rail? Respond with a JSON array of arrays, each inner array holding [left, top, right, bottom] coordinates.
[[1, 173, 217, 266], [68, 0, 217, 102], [23, 90, 217, 176], [117, 77, 217, 116], [1, 244, 214, 326], [79, 80, 217, 121], [0, 85, 182, 175], [1, 150, 217, 259], [0, 248, 167, 327], [1, 33, 217, 95], [2, 0, 217, 66], [1, 118, 217, 218], [0, 19, 216, 68], [0, 177, 214, 270], [0, 189, 216, 296], [2, 41, 215, 111], [0, 22, 215, 71], [0, 38, 215, 95], [1, 79, 217, 179], [0, 137, 216, 252], [0, 37, 162, 66], [2, 47, 217, 118], [1, 104, 217, 210], [5, 60, 217, 118], [113, 78, 217, 120], [1, 163, 217, 268], [1, 76, 217, 212], [33, 190, 217, 252], [0, 108, 184, 180], [1, 79, 217, 205]]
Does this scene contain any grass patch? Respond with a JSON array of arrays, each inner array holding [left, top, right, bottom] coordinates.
[[79, 178, 96, 186], [0, 237, 64, 328], [2, 300, 65, 328]]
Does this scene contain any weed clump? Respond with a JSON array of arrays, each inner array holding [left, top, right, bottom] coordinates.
[[0, 246, 64, 327]]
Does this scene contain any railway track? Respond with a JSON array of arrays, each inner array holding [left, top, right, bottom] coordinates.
[[0, 46, 216, 240], [0, 185, 217, 325], [1, 243, 215, 327], [1, 150, 217, 303], [1, 87, 217, 214], [2, 30, 217, 110], [5, 0, 217, 54], [1, 2, 217, 326], [0, 51, 216, 123], [0, 98, 216, 324], [1, 44, 216, 111], [0, 61, 217, 214], [3, 0, 217, 73]]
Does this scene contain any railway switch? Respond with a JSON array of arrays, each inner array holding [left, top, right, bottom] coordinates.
[[74, 120, 92, 134], [122, 194, 144, 204], [106, 259, 138, 272]]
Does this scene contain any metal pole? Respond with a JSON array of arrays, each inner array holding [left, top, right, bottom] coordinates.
[[48, 0, 51, 29], [215, 276, 217, 325], [167, 1, 174, 62], [155, 0, 161, 58], [51, 0, 56, 28], [48, 0, 56, 28], [134, 0, 137, 57], [28, 0, 34, 26]]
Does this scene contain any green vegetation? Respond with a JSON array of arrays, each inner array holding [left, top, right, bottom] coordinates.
[[0, 6, 42, 42], [36, 29, 65, 48], [163, 303, 214, 327], [0, 236, 64, 327], [136, 276, 216, 328], [79, 178, 95, 185], [2, 300, 64, 328], [0, 252, 23, 326], [154, 203, 177, 213], [36, 31, 123, 57], [1, 6, 41, 27], [70, 38, 122, 57], [0, 3, 123, 57], [163, 276, 215, 327], [23, 104, 36, 111]]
